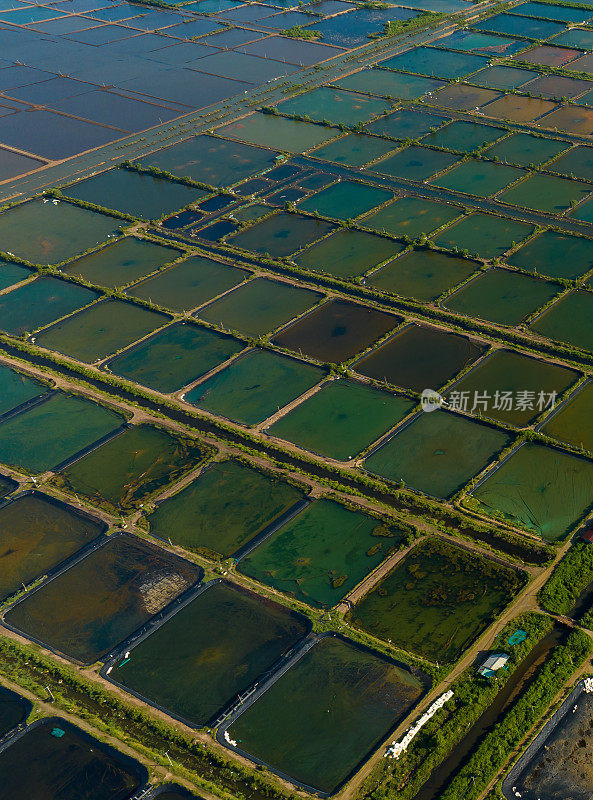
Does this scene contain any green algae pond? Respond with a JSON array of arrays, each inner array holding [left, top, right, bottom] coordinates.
[[62, 167, 208, 220], [0, 686, 29, 738], [0, 363, 47, 417], [107, 581, 309, 727], [0, 276, 99, 337], [0, 261, 32, 291], [354, 323, 486, 392], [450, 349, 579, 427], [443, 268, 561, 325], [145, 459, 303, 559], [347, 537, 523, 662], [368, 249, 478, 302], [61, 236, 181, 289], [238, 498, 406, 608], [295, 229, 402, 279], [125, 254, 250, 313], [484, 132, 569, 167], [500, 173, 593, 213], [225, 635, 427, 795], [431, 160, 524, 197], [0, 392, 125, 474], [530, 289, 593, 351], [197, 277, 323, 337], [107, 322, 244, 394], [185, 349, 325, 426], [0, 717, 147, 799], [469, 442, 593, 541], [0, 492, 105, 602], [297, 180, 394, 221], [311, 133, 396, 169], [273, 299, 398, 364], [0, 199, 120, 264], [267, 378, 414, 460], [362, 197, 463, 240], [364, 409, 512, 498], [434, 212, 534, 259], [4, 533, 202, 664], [374, 146, 460, 183], [52, 424, 210, 513], [36, 298, 170, 363], [541, 380, 593, 451], [231, 211, 334, 258], [507, 230, 593, 280], [275, 87, 391, 127]]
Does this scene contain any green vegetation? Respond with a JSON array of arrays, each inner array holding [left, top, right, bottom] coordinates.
[[280, 26, 321, 40], [539, 540, 593, 617]]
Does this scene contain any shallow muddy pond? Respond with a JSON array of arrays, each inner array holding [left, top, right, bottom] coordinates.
[[295, 228, 402, 279], [110, 581, 309, 726], [53, 424, 208, 513], [369, 248, 477, 302], [541, 381, 593, 451], [61, 236, 180, 289], [239, 498, 405, 608], [0, 363, 47, 417], [0, 493, 105, 602], [0, 717, 147, 799], [354, 323, 485, 392], [185, 349, 324, 426], [268, 378, 414, 460], [126, 255, 250, 312], [145, 459, 303, 559], [227, 635, 426, 794], [347, 537, 522, 662], [197, 277, 323, 337], [5, 533, 201, 664], [471, 442, 593, 541], [231, 212, 334, 258], [108, 322, 244, 393], [0, 392, 125, 474], [508, 230, 593, 279], [273, 299, 398, 364], [36, 299, 170, 363], [364, 409, 512, 498]]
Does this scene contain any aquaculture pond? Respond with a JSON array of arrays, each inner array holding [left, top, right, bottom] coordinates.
[[145, 460, 303, 559], [363, 197, 463, 240], [61, 237, 180, 289], [126, 255, 250, 312], [295, 229, 403, 279], [109, 581, 309, 726], [444, 268, 561, 325], [298, 180, 394, 221], [185, 349, 324, 426], [420, 120, 506, 151], [0, 493, 105, 602], [380, 46, 488, 80], [507, 230, 593, 280], [450, 349, 579, 426], [550, 145, 593, 182], [108, 322, 244, 393], [470, 443, 593, 541], [373, 146, 460, 182], [504, 681, 593, 800], [276, 87, 391, 127], [62, 168, 208, 220], [0, 277, 99, 337], [0, 261, 32, 291], [485, 132, 569, 167], [239, 499, 405, 608], [0, 363, 47, 417], [140, 134, 278, 187], [273, 300, 398, 364], [0, 686, 29, 738], [471, 65, 539, 90], [364, 409, 512, 498], [366, 107, 451, 141], [337, 69, 445, 100], [368, 249, 477, 302], [434, 212, 534, 259], [0, 392, 125, 474], [347, 537, 523, 662], [354, 324, 486, 392], [500, 173, 592, 213], [52, 424, 209, 513], [268, 379, 414, 460], [226, 635, 426, 794], [541, 381, 593, 451], [198, 277, 322, 337], [431, 160, 524, 197], [312, 133, 396, 168], [0, 475, 15, 500], [230, 212, 334, 258], [36, 298, 170, 363], [5, 533, 201, 664], [530, 289, 593, 352], [219, 113, 337, 153], [0, 718, 146, 800], [0, 199, 119, 264]]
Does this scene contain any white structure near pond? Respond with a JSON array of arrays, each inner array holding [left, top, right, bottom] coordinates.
[[385, 690, 454, 759]]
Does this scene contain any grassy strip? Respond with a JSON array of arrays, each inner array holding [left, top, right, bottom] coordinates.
[[0, 635, 296, 800], [538, 540, 593, 617], [440, 628, 593, 800], [361, 613, 552, 800]]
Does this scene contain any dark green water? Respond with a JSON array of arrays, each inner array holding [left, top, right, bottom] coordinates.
[[5, 533, 202, 663], [0, 686, 29, 737], [0, 364, 46, 417], [112, 581, 309, 726], [228, 636, 426, 794], [146, 460, 303, 559]]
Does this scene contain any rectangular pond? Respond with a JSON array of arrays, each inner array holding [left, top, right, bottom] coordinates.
[[4, 533, 202, 664], [295, 228, 403, 279], [218, 114, 337, 153], [541, 381, 593, 452], [107, 581, 309, 726], [507, 230, 593, 280], [434, 212, 534, 259], [363, 197, 463, 240], [297, 179, 394, 221], [0, 363, 47, 417], [230, 212, 334, 258], [276, 87, 392, 127], [530, 289, 593, 352]]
